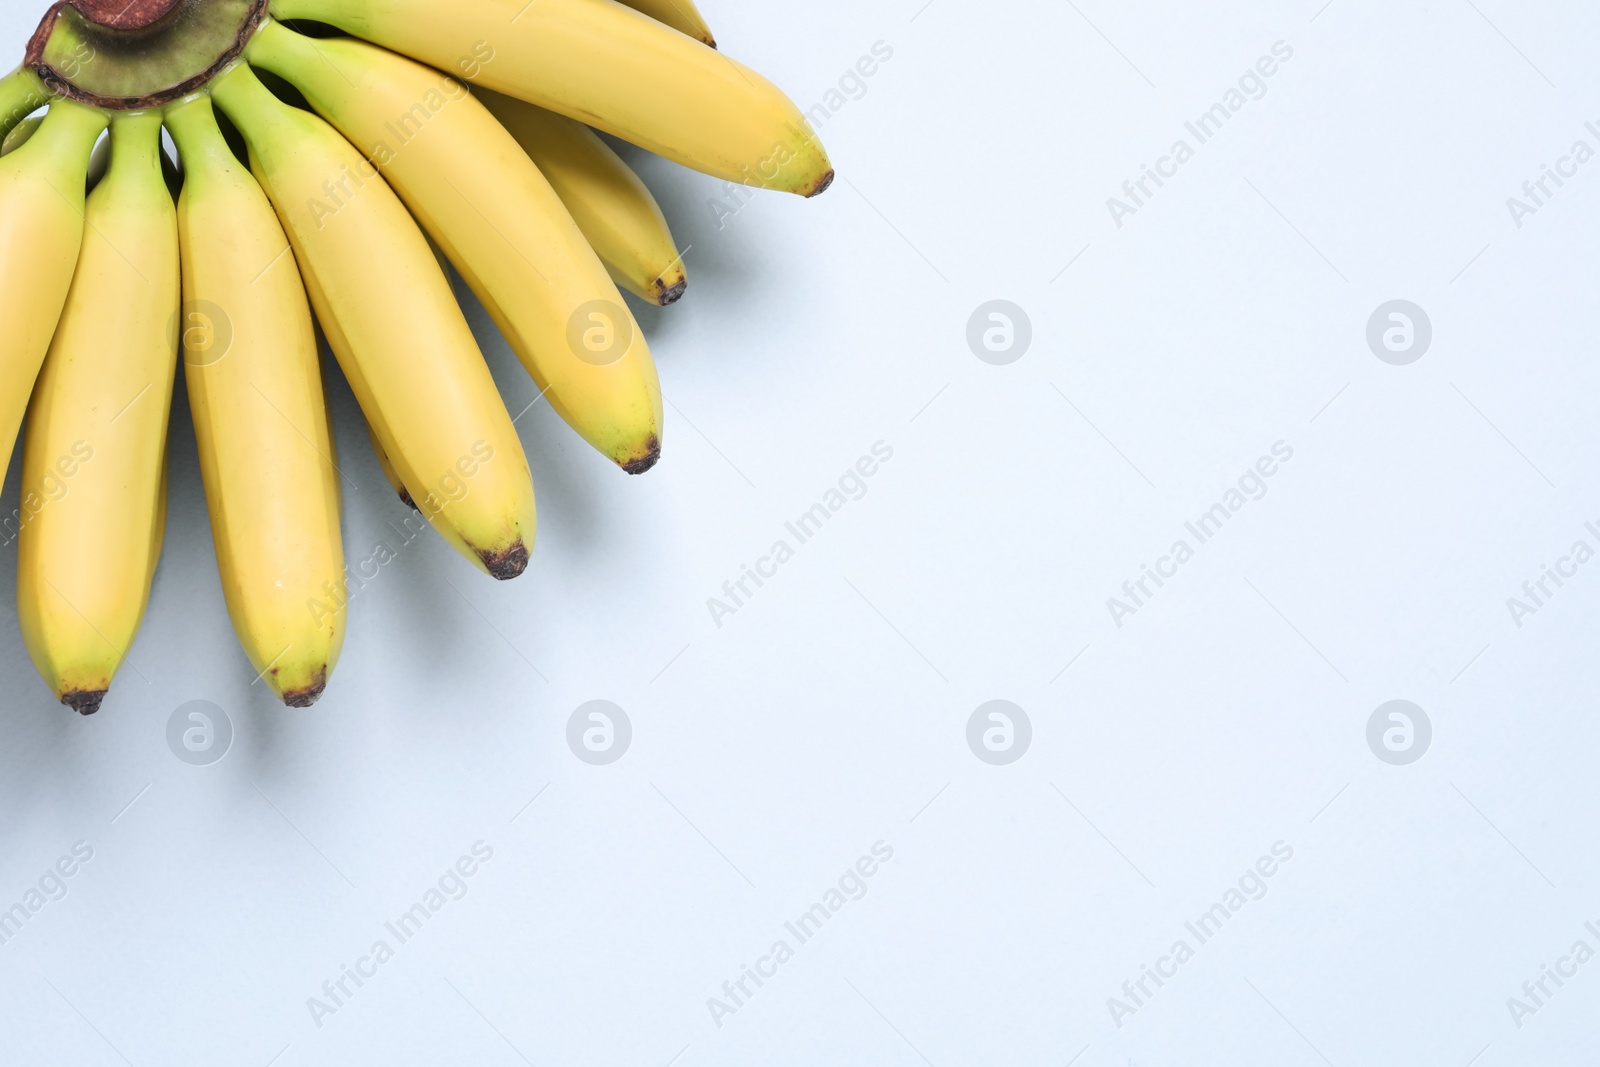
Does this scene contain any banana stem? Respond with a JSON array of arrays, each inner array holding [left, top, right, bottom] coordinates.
[[207, 61, 283, 129], [247, 15, 309, 66], [164, 93, 234, 172], [24, 98, 110, 170], [106, 110, 165, 190], [0, 68, 50, 144]]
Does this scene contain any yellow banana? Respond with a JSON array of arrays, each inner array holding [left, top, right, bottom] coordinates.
[[166, 93, 346, 707], [265, 0, 832, 196], [477, 88, 686, 307], [16, 110, 177, 715], [248, 23, 664, 472], [210, 62, 536, 578], [0, 100, 105, 521], [616, 0, 716, 48]]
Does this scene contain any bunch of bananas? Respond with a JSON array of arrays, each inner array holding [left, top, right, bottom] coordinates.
[[0, 0, 831, 712]]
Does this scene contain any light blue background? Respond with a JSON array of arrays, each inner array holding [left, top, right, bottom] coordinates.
[[2, 1, 1598, 1063]]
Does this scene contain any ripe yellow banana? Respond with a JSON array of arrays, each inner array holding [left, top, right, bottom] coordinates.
[[210, 62, 536, 578], [248, 22, 664, 472], [477, 88, 686, 307], [16, 110, 177, 715], [0, 100, 105, 515], [166, 93, 347, 706], [616, 0, 716, 48], [264, 0, 832, 196]]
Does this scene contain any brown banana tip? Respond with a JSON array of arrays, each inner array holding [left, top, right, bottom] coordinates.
[[806, 169, 836, 198], [281, 684, 321, 710], [704, 36, 718, 49], [282, 685, 324, 708], [281, 669, 328, 708], [62, 689, 107, 716], [480, 541, 530, 580], [622, 436, 661, 476], [399, 489, 416, 510], [656, 277, 687, 306]]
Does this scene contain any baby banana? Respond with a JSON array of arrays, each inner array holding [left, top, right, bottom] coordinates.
[[16, 110, 177, 714], [167, 92, 348, 706]]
